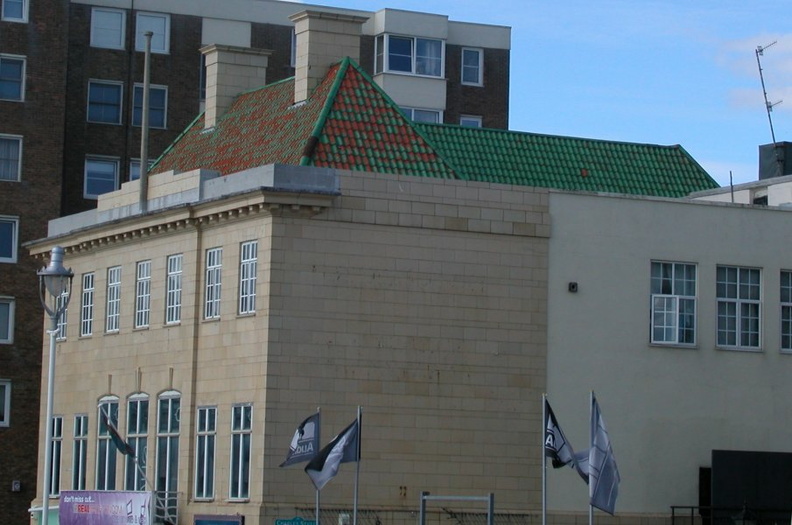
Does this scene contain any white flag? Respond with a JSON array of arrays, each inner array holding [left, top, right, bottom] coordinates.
[[589, 395, 620, 515]]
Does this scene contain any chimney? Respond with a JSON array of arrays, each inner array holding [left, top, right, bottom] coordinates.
[[200, 44, 272, 128], [289, 10, 367, 104]]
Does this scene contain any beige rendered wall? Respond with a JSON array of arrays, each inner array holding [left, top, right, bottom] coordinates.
[[547, 191, 792, 517]]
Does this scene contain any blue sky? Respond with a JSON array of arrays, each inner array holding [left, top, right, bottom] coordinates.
[[298, 0, 792, 186]]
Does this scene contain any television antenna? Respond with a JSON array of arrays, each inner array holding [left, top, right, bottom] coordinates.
[[756, 41, 783, 176]]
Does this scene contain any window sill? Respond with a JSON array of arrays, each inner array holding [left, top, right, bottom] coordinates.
[[226, 498, 250, 503], [133, 326, 149, 332], [202, 317, 221, 323], [715, 346, 763, 353], [237, 312, 256, 318], [461, 81, 484, 87], [374, 70, 444, 81], [649, 342, 698, 350], [164, 321, 181, 327]]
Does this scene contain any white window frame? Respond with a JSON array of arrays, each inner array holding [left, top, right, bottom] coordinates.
[[135, 12, 170, 54], [73, 414, 88, 489], [49, 415, 63, 496], [0, 296, 14, 344], [96, 397, 119, 490], [0, 134, 22, 182], [195, 406, 217, 500], [461, 47, 483, 86], [132, 83, 168, 129], [0, 380, 10, 427], [2, 0, 28, 22], [125, 394, 149, 491], [459, 115, 482, 128], [781, 270, 792, 352], [84, 156, 119, 199], [166, 254, 182, 324], [0, 54, 25, 102], [134, 260, 151, 329], [106, 266, 121, 333], [129, 158, 154, 182], [717, 265, 761, 350], [156, 391, 180, 509], [401, 107, 442, 124], [375, 34, 445, 78], [650, 261, 697, 346], [55, 290, 69, 341], [91, 7, 126, 50], [238, 241, 257, 315], [80, 273, 95, 337], [0, 215, 18, 263], [229, 404, 252, 500], [87, 80, 123, 125], [204, 247, 222, 319]]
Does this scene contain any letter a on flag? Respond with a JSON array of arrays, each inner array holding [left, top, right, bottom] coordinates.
[[544, 398, 576, 468], [280, 412, 321, 467]]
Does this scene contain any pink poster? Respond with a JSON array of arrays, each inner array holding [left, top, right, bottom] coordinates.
[[59, 490, 151, 525]]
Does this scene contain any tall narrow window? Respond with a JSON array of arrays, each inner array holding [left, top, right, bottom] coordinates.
[[106, 266, 121, 333], [156, 392, 180, 517], [239, 241, 257, 315], [461, 48, 483, 86], [96, 398, 119, 490], [166, 254, 182, 324], [126, 394, 149, 490], [0, 296, 14, 344], [2, 0, 28, 22], [195, 406, 216, 500], [0, 135, 22, 181], [650, 262, 696, 345], [230, 404, 252, 499], [72, 414, 88, 490], [781, 270, 792, 351], [204, 247, 222, 319], [49, 416, 63, 496], [133, 84, 168, 128], [135, 260, 151, 328], [81, 273, 95, 337], [55, 290, 69, 341], [717, 265, 761, 349], [0, 380, 10, 426], [0, 55, 25, 101]]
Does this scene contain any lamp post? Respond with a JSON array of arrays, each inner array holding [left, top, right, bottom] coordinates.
[[37, 246, 73, 525]]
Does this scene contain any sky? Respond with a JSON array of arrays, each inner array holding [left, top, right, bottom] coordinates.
[[291, 0, 792, 187]]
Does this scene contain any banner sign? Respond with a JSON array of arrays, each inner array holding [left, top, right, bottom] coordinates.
[[60, 490, 152, 525]]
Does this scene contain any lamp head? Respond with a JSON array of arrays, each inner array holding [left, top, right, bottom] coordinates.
[[37, 246, 74, 300]]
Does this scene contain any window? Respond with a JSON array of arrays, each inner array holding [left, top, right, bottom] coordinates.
[[717, 265, 761, 349], [49, 416, 63, 496], [125, 394, 149, 491], [204, 247, 222, 319], [195, 406, 216, 499], [129, 159, 154, 182], [0, 380, 9, 426], [73, 415, 88, 490], [2, 0, 28, 22], [230, 404, 252, 499], [461, 48, 483, 86], [135, 12, 170, 54], [106, 266, 121, 333], [80, 273, 95, 337], [0, 135, 22, 181], [135, 260, 151, 329], [781, 271, 792, 351], [650, 262, 696, 345], [0, 55, 25, 101], [133, 84, 168, 129], [290, 29, 296, 68], [87, 81, 123, 124], [0, 215, 18, 263], [55, 290, 69, 341], [85, 157, 119, 199], [96, 398, 119, 490], [239, 241, 257, 315], [156, 392, 180, 513], [0, 297, 14, 344], [459, 115, 482, 128], [401, 107, 441, 124], [91, 8, 125, 50], [375, 34, 444, 77], [165, 254, 182, 324]]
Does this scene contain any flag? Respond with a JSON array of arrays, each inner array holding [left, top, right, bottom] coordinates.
[[544, 399, 576, 468], [100, 407, 135, 457], [280, 412, 321, 467], [589, 395, 620, 515], [304, 417, 360, 490]]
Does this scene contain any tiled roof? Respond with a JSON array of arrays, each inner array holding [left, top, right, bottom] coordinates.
[[416, 124, 719, 197], [152, 57, 719, 198]]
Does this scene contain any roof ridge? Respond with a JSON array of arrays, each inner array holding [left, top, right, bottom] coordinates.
[[300, 58, 351, 166]]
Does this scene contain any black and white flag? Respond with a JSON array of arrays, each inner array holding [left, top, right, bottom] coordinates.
[[280, 412, 321, 467], [589, 395, 620, 515], [544, 399, 576, 468], [304, 417, 360, 490]]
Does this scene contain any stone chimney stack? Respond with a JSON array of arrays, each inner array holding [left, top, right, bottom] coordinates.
[[289, 10, 367, 104], [200, 44, 272, 128]]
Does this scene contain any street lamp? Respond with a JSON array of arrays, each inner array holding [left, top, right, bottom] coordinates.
[[37, 246, 73, 525]]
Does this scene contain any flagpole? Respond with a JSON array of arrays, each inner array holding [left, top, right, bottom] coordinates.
[[588, 391, 594, 525], [542, 393, 547, 525], [353, 406, 362, 525], [316, 406, 321, 525]]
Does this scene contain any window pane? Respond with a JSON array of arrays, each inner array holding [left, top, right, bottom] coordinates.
[[0, 218, 16, 261], [416, 38, 441, 76], [88, 82, 121, 124], [0, 299, 11, 342], [3, 0, 24, 20], [388, 36, 412, 72], [86, 159, 118, 197], [92, 9, 125, 49], [0, 57, 23, 100], [0, 136, 20, 180], [136, 13, 169, 53]]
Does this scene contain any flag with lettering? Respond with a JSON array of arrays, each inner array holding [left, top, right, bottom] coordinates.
[[544, 398, 576, 468], [280, 412, 321, 467]]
